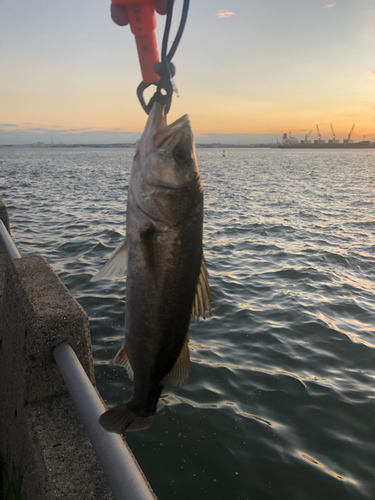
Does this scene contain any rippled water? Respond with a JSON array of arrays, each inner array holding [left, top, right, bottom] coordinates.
[[1, 146, 375, 500]]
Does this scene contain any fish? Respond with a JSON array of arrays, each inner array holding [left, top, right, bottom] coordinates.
[[92, 102, 211, 433]]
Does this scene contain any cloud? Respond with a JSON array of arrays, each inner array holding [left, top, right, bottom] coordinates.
[[371, 71, 375, 80], [216, 10, 234, 18], [0, 124, 17, 128], [60, 128, 91, 133], [324, 3, 335, 8], [27, 128, 51, 132]]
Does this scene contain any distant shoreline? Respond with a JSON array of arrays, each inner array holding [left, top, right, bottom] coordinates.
[[0, 143, 280, 149], [1, 143, 374, 149]]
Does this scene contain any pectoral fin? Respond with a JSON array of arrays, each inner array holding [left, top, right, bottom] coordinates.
[[191, 255, 212, 320], [91, 239, 128, 282]]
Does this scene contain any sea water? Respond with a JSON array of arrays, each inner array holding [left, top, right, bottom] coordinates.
[[1, 147, 375, 500]]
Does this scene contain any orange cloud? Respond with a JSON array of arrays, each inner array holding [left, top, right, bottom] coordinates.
[[217, 10, 235, 18], [324, 3, 335, 8]]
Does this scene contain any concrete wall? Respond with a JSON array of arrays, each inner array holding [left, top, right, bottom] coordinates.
[[0, 201, 121, 499], [0, 254, 115, 499]]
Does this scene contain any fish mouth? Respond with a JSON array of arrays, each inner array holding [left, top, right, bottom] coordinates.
[[154, 113, 190, 150]]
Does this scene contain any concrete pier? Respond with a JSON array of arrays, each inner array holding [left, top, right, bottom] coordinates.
[[0, 200, 156, 500]]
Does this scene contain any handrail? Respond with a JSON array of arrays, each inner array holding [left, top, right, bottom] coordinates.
[[53, 343, 156, 500], [0, 219, 22, 260]]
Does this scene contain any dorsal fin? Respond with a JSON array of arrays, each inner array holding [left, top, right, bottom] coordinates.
[[191, 255, 212, 321]]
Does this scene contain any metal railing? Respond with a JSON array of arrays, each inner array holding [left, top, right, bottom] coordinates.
[[54, 343, 156, 500], [0, 212, 155, 499], [0, 219, 22, 260]]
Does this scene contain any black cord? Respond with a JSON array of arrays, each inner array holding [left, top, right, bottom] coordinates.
[[161, 0, 174, 63], [167, 0, 190, 61]]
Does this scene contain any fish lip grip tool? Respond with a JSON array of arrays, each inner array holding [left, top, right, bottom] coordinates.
[[112, 0, 189, 114], [112, 0, 160, 84]]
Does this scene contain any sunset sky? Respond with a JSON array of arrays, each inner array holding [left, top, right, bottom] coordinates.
[[1, 0, 374, 144]]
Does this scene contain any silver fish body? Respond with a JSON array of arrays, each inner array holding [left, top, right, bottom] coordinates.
[[96, 103, 211, 433]]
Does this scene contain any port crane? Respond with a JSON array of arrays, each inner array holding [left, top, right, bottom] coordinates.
[[347, 124, 355, 143], [316, 124, 321, 140], [305, 129, 313, 141], [330, 124, 335, 140], [329, 124, 340, 144]]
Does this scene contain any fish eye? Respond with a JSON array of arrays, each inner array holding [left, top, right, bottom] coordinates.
[[173, 145, 192, 164]]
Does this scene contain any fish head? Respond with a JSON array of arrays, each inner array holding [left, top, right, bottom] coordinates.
[[133, 103, 203, 225]]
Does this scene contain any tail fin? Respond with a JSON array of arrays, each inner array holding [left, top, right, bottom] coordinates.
[[99, 403, 155, 433]]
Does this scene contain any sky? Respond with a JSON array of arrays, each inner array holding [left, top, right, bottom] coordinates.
[[0, 0, 374, 145]]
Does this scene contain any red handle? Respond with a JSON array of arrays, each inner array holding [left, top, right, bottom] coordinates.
[[112, 0, 160, 83]]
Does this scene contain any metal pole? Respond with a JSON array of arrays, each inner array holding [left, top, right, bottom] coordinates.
[[0, 219, 21, 260], [53, 343, 156, 500]]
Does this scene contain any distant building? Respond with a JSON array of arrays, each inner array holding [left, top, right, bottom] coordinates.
[[282, 133, 298, 145]]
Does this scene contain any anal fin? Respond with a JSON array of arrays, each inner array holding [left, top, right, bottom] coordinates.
[[112, 344, 134, 381], [162, 334, 190, 387]]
